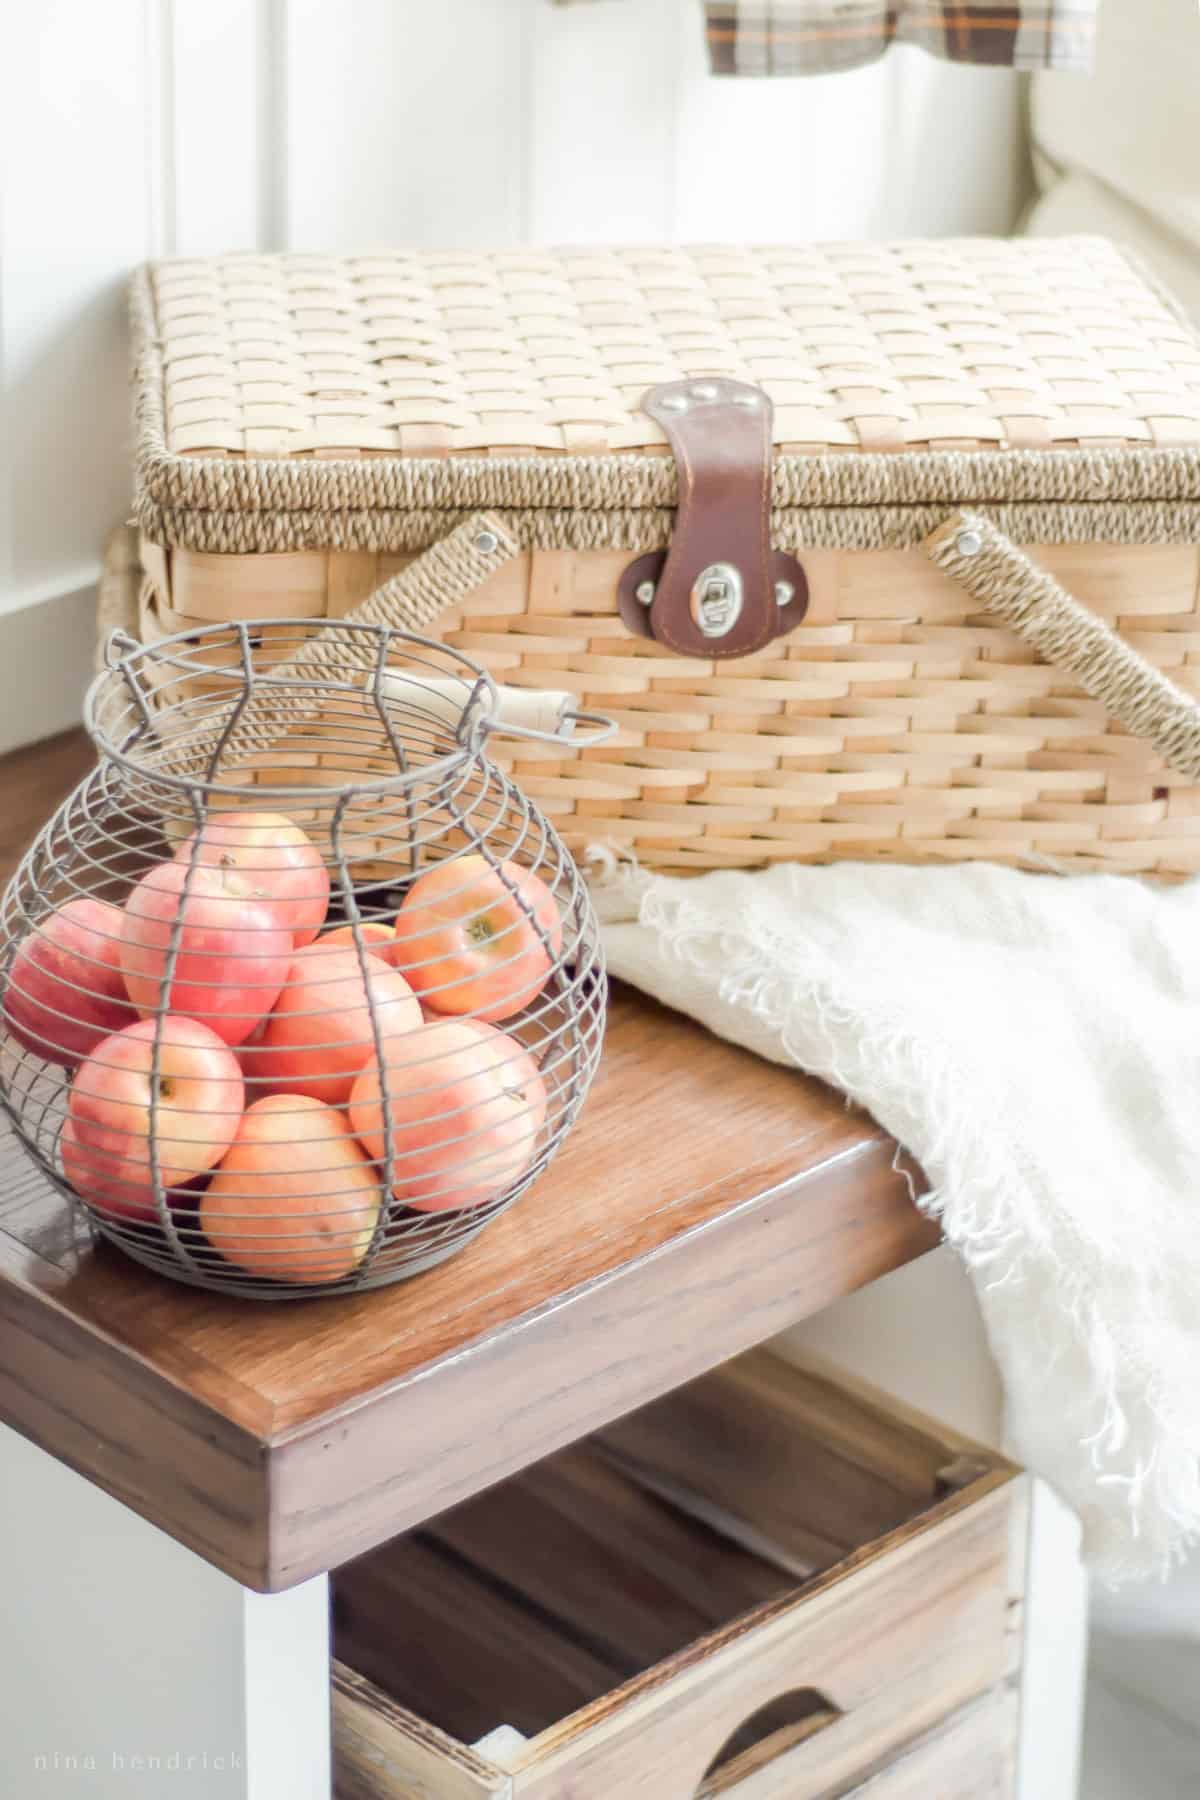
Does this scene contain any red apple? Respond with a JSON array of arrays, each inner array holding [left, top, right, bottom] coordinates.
[[348, 1018, 546, 1212], [120, 860, 292, 1046], [63, 1016, 244, 1221], [3, 897, 134, 1065], [318, 921, 404, 967], [242, 944, 422, 1104], [234, 1010, 270, 1075], [176, 811, 330, 948], [390, 855, 562, 1022], [199, 1094, 382, 1284]]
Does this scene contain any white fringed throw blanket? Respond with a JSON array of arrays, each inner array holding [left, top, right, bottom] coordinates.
[[591, 857, 1200, 1582]]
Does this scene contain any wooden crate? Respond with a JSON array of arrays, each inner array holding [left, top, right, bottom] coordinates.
[[330, 1349, 1025, 1799]]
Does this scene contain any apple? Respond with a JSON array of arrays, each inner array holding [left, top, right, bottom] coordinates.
[[234, 1010, 269, 1075], [3, 897, 134, 1065], [241, 944, 422, 1104], [176, 810, 330, 948], [120, 859, 293, 1046], [63, 1016, 244, 1222], [317, 921, 404, 966], [389, 855, 562, 1022], [348, 1017, 546, 1212], [199, 1094, 382, 1284]]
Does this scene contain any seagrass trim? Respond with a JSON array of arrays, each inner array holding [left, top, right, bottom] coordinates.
[[135, 443, 1200, 518], [928, 513, 1200, 780], [130, 238, 1200, 557], [136, 498, 1200, 560]]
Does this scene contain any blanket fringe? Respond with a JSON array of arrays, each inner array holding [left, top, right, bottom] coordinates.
[[591, 852, 1200, 1584]]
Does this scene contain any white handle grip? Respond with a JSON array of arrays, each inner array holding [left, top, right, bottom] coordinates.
[[378, 674, 606, 745]]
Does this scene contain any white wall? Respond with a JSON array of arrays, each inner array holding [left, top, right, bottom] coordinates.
[[0, 0, 1027, 754], [1025, 0, 1200, 1764]]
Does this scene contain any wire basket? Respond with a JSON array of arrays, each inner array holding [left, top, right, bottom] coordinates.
[[0, 620, 610, 1299]]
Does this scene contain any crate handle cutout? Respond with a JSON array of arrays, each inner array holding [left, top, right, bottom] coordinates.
[[696, 1687, 844, 1797]]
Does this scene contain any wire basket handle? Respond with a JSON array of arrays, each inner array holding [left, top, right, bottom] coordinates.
[[926, 511, 1200, 780]]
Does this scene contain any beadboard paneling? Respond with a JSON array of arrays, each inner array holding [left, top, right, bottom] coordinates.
[[0, 0, 1026, 747], [283, 0, 532, 247], [167, 0, 276, 254], [527, 0, 681, 241], [0, 1, 155, 621]]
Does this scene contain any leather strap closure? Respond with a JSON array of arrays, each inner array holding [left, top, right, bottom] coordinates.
[[618, 378, 807, 658]]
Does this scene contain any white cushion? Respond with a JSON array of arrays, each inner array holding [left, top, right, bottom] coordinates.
[[1027, 169, 1200, 318], [1027, 0, 1200, 313]]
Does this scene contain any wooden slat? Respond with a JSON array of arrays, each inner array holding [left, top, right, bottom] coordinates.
[[425, 1445, 788, 1667], [334, 1533, 620, 1746], [507, 1480, 1018, 1799], [333, 1664, 510, 1800], [335, 1443, 789, 1736], [838, 1687, 1018, 1799], [592, 1353, 956, 1577]]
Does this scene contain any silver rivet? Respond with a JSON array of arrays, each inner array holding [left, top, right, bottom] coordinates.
[[955, 529, 983, 558], [691, 382, 719, 401], [635, 580, 656, 606], [659, 394, 689, 413], [775, 580, 795, 607], [474, 528, 500, 554]]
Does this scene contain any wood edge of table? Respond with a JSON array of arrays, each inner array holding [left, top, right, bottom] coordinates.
[[0, 1132, 936, 1592], [265, 1112, 902, 1445], [260, 1137, 938, 1591], [0, 1249, 271, 1588]]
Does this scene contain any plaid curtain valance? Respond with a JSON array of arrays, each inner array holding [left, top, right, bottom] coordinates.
[[701, 2, 1098, 75], [553, 1, 1098, 74]]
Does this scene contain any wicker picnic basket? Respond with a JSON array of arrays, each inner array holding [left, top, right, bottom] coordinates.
[[128, 237, 1200, 875]]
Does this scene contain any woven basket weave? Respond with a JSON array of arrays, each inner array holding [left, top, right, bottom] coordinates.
[[128, 237, 1200, 875]]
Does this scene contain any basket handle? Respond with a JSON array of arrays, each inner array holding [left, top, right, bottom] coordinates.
[[190, 511, 522, 772], [344, 513, 519, 633], [925, 511, 1200, 781]]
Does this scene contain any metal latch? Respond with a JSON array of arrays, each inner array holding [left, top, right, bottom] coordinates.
[[617, 377, 808, 659], [691, 563, 743, 638]]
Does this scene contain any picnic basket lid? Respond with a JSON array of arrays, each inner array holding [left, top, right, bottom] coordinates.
[[132, 236, 1200, 556]]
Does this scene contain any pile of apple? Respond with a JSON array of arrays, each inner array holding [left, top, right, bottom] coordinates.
[[2, 812, 562, 1287]]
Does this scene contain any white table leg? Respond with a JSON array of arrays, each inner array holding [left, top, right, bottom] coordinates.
[[0, 1422, 331, 1799], [1017, 1475, 1088, 1800], [779, 1245, 1088, 1800]]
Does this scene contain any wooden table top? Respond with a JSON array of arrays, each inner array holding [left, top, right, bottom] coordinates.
[[0, 732, 937, 1591]]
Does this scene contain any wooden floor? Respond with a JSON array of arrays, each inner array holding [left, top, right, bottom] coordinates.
[[0, 727, 94, 885]]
